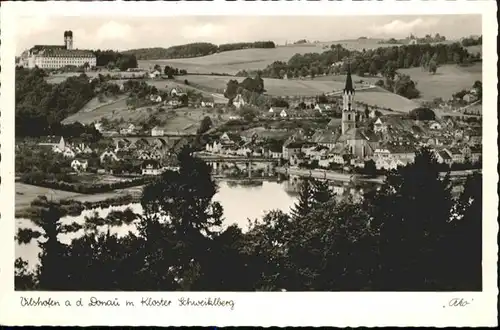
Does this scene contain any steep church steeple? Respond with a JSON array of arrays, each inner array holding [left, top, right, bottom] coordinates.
[[342, 63, 356, 134], [343, 64, 355, 95]]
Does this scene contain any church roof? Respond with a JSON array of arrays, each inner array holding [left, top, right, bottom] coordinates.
[[338, 127, 366, 141], [313, 129, 341, 144], [343, 65, 355, 94], [326, 118, 341, 128]]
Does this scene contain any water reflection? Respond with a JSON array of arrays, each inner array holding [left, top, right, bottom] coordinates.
[[16, 181, 299, 269]]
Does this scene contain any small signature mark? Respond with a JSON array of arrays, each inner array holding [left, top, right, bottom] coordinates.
[[443, 298, 474, 308]]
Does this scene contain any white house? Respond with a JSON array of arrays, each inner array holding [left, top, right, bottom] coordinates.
[[150, 94, 163, 103], [71, 159, 88, 172], [206, 141, 223, 154], [74, 143, 93, 154], [201, 99, 215, 108], [142, 160, 162, 176], [100, 150, 119, 163], [120, 124, 136, 135], [94, 122, 104, 132], [62, 148, 76, 159], [373, 118, 388, 133], [368, 110, 378, 119], [314, 104, 332, 113], [167, 99, 181, 107], [435, 150, 453, 165], [149, 70, 161, 79], [170, 88, 185, 97], [151, 126, 164, 137], [280, 109, 288, 118], [373, 144, 416, 170], [429, 121, 442, 130], [444, 148, 465, 164]]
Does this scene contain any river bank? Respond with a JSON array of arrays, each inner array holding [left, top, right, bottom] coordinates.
[[15, 177, 283, 216]]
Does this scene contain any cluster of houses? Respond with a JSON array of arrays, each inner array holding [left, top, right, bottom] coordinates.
[[205, 132, 283, 159], [37, 135, 183, 176], [143, 87, 216, 109]]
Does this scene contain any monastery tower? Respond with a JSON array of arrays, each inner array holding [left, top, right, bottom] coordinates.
[[64, 30, 73, 50]]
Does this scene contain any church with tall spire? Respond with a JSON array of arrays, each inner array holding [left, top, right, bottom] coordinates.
[[312, 66, 381, 161], [341, 65, 357, 135]]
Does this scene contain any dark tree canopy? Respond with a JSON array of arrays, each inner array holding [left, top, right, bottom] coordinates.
[[409, 107, 436, 121]]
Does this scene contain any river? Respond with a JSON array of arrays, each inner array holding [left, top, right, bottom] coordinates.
[[15, 181, 299, 270]]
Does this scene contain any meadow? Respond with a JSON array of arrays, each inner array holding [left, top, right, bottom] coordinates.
[[304, 62, 482, 102], [15, 182, 143, 211], [397, 62, 482, 101], [180, 74, 420, 113]]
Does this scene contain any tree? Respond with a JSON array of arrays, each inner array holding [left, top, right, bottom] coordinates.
[[364, 105, 370, 118], [472, 80, 482, 100], [368, 62, 378, 76], [394, 74, 421, 99], [239, 107, 258, 122], [428, 60, 438, 74], [140, 147, 224, 289], [291, 179, 314, 219], [15, 197, 84, 290], [409, 107, 435, 121], [363, 159, 377, 177], [383, 61, 397, 80], [224, 80, 239, 101], [364, 148, 457, 290]]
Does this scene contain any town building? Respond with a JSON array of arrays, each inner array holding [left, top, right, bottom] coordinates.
[[151, 126, 165, 137], [435, 150, 453, 165], [120, 124, 136, 135], [142, 160, 162, 175], [19, 31, 96, 69], [51, 136, 76, 159], [71, 159, 88, 172], [233, 94, 246, 109], [373, 144, 416, 170], [100, 150, 120, 163], [201, 98, 215, 108]]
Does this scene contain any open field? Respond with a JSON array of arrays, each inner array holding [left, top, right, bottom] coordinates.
[[138, 40, 402, 75], [354, 87, 420, 113], [45, 70, 145, 84], [15, 182, 143, 211], [138, 44, 328, 74], [63, 96, 129, 124], [64, 98, 229, 133], [137, 39, 454, 75], [141, 79, 228, 103], [397, 63, 482, 101], [304, 62, 482, 103], [16, 183, 84, 210], [180, 74, 419, 113], [181, 74, 350, 96]]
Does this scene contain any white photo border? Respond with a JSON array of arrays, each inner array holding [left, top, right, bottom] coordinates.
[[0, 0, 498, 327]]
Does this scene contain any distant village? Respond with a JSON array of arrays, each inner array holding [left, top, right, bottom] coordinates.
[[19, 69, 481, 188]]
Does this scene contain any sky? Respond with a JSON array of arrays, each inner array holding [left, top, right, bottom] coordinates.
[[15, 15, 481, 53]]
